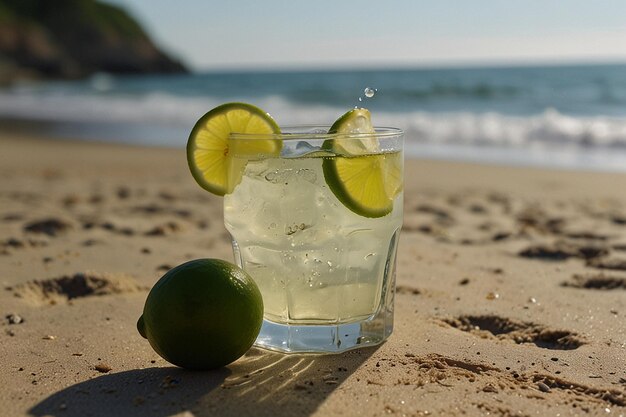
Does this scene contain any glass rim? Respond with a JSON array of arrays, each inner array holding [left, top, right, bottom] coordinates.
[[229, 125, 403, 140]]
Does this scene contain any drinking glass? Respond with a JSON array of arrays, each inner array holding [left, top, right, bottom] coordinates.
[[224, 126, 403, 353]]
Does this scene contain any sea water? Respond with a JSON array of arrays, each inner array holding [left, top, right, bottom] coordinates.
[[2, 63, 626, 170]]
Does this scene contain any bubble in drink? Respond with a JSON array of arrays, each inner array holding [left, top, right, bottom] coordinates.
[[364, 87, 376, 98]]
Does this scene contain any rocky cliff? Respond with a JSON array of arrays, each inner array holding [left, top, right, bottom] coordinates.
[[0, 0, 188, 84]]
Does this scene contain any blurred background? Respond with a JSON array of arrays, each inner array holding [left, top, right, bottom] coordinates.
[[1, 0, 626, 170]]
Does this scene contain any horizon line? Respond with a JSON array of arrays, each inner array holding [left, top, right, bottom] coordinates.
[[189, 57, 626, 74]]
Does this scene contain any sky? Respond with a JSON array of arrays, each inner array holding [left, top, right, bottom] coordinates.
[[106, 0, 626, 71]]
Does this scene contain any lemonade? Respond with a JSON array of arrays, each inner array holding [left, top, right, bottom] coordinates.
[[223, 126, 403, 352], [225, 153, 402, 322]]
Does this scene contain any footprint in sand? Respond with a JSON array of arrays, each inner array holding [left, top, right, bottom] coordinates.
[[611, 214, 626, 225], [144, 221, 182, 237], [1, 237, 48, 252], [440, 315, 586, 350], [376, 353, 626, 408], [612, 243, 626, 252], [518, 241, 609, 261], [129, 204, 192, 219], [516, 207, 565, 235], [81, 220, 135, 236], [562, 231, 611, 241], [396, 285, 421, 295], [116, 186, 131, 199], [23, 218, 72, 237], [586, 257, 626, 271], [7, 272, 148, 305], [414, 204, 455, 225], [2, 213, 24, 222], [561, 273, 626, 290]]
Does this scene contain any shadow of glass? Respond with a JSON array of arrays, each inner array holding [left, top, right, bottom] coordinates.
[[29, 346, 378, 417]]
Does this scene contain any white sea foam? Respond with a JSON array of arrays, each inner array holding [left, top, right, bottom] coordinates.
[[0, 91, 217, 125], [1, 91, 626, 151], [379, 108, 626, 148]]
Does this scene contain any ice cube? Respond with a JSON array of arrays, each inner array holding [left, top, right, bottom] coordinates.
[[296, 141, 318, 151]]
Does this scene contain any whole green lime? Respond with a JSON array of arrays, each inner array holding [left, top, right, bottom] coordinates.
[[137, 258, 263, 370]]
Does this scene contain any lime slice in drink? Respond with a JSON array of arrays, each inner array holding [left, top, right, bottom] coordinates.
[[322, 108, 402, 218], [187, 102, 281, 196]]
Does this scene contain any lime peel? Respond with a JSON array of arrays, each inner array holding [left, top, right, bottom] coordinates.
[[138, 258, 264, 370], [323, 108, 402, 218], [187, 102, 281, 196]]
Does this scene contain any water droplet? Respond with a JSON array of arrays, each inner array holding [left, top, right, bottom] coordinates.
[[285, 222, 307, 235], [265, 169, 293, 184], [364, 87, 376, 98], [264, 171, 277, 182]]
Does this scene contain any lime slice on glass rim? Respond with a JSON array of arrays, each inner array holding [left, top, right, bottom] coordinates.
[[187, 102, 282, 196], [322, 108, 403, 218]]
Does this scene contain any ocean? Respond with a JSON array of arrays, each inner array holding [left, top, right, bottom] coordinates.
[[1, 63, 626, 171]]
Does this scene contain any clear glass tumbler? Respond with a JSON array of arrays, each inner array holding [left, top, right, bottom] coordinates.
[[224, 126, 403, 353]]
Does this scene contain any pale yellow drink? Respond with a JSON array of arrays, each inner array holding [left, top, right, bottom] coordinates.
[[224, 152, 402, 326]]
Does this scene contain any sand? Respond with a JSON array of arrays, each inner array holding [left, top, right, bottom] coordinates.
[[1, 133, 625, 417]]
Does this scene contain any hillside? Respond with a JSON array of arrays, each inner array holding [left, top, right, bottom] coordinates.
[[0, 0, 187, 84]]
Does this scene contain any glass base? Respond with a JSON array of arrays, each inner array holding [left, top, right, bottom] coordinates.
[[254, 305, 394, 354], [251, 228, 400, 354]]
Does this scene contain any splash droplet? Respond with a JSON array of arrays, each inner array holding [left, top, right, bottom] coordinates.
[[364, 87, 376, 98]]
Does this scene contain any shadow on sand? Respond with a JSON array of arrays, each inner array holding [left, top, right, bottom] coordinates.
[[29, 346, 377, 417]]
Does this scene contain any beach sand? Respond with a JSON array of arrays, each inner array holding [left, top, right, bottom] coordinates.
[[1, 133, 625, 417]]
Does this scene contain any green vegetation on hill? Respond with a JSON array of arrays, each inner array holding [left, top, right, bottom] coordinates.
[[0, 0, 188, 83]]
